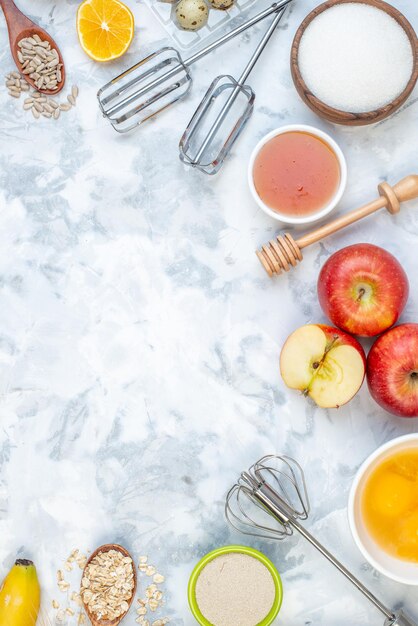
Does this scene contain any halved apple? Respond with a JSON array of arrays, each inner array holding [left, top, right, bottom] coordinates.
[[280, 324, 366, 408]]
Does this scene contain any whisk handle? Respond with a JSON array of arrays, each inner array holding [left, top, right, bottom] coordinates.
[[291, 519, 394, 621], [185, 0, 293, 66], [386, 611, 418, 626]]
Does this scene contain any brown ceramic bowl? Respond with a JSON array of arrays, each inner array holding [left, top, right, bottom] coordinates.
[[291, 0, 418, 126]]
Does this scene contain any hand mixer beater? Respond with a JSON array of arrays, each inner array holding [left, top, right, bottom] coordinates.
[[225, 455, 418, 626], [97, 0, 292, 133]]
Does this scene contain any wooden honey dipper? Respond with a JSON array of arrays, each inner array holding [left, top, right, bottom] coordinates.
[[256, 174, 418, 277]]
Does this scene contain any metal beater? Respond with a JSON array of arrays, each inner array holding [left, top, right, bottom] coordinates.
[[225, 455, 418, 626], [97, 0, 292, 133], [179, 6, 288, 174]]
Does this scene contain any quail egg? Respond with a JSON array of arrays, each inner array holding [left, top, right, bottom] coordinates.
[[175, 0, 209, 31], [208, 0, 235, 8]]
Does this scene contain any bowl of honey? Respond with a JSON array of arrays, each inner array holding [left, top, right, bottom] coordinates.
[[248, 124, 347, 225], [349, 434, 418, 585]]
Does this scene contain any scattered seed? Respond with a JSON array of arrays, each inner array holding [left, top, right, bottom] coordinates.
[[67, 94, 75, 106], [153, 574, 165, 584], [59, 103, 71, 111], [52, 600, 60, 609], [65, 608, 74, 616], [23, 102, 33, 110], [145, 566, 156, 577], [8, 90, 20, 98], [71, 85, 79, 99]]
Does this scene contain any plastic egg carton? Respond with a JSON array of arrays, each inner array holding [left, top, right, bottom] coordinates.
[[143, 0, 259, 50]]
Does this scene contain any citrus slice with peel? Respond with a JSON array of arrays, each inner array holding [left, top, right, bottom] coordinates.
[[77, 0, 135, 62]]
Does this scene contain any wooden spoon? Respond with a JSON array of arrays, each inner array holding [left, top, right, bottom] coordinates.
[[0, 0, 65, 94], [81, 544, 138, 626]]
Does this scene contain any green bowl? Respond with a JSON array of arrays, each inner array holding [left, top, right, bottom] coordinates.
[[188, 545, 283, 626]]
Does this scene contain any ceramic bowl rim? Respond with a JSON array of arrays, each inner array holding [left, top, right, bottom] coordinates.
[[188, 544, 283, 625], [247, 124, 347, 225], [348, 433, 418, 585]]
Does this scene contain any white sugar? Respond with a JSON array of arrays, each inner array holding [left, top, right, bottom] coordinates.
[[195, 552, 276, 626], [298, 3, 414, 113]]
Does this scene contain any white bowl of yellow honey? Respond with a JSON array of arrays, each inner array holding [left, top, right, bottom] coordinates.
[[349, 434, 418, 585]]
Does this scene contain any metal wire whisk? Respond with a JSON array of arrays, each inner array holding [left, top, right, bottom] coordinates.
[[225, 455, 418, 626]]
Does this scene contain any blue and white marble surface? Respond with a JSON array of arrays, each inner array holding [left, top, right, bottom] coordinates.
[[0, 0, 417, 624]]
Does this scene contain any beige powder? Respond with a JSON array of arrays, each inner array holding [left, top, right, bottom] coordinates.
[[195, 552, 276, 626]]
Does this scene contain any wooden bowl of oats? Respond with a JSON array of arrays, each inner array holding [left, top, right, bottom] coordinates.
[[81, 544, 137, 626]]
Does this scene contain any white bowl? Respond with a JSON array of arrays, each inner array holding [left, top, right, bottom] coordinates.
[[348, 434, 418, 585], [247, 124, 347, 226]]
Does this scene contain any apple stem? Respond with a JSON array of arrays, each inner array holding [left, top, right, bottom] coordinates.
[[357, 287, 366, 302]]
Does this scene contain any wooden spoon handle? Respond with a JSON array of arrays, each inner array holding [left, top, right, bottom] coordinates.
[[0, 0, 34, 42], [296, 175, 418, 249]]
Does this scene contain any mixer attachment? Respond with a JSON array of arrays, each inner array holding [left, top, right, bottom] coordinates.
[[226, 454, 418, 626], [97, 1, 293, 133], [179, 75, 255, 175], [179, 6, 287, 174], [98, 48, 192, 133], [225, 455, 309, 540]]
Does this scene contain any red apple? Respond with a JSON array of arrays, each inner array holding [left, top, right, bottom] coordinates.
[[367, 323, 418, 418], [318, 244, 409, 337], [280, 324, 366, 408]]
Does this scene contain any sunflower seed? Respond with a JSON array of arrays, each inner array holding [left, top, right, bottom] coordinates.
[[71, 85, 79, 99], [32, 107, 40, 118], [8, 91, 20, 98], [23, 102, 33, 110], [21, 82, 29, 91], [33, 101, 44, 112], [67, 94, 75, 106]]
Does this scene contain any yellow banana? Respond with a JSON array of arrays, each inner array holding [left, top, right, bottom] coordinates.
[[0, 559, 41, 626]]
